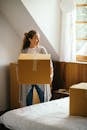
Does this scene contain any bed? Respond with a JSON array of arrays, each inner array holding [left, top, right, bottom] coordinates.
[[0, 97, 87, 130]]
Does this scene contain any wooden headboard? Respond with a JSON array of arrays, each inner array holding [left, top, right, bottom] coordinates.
[[52, 61, 87, 90]]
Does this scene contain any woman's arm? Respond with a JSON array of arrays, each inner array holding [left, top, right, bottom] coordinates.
[[40, 46, 54, 83]]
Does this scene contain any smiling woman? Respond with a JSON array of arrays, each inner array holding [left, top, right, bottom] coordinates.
[[20, 30, 54, 106]]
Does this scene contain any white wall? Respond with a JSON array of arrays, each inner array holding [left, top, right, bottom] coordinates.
[[0, 0, 59, 60], [0, 11, 21, 111], [0, 0, 60, 110], [21, 0, 61, 53]]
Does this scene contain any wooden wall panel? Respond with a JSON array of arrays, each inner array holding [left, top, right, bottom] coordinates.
[[79, 64, 87, 82], [10, 62, 87, 108], [52, 61, 87, 90], [64, 63, 80, 89], [10, 63, 20, 109]]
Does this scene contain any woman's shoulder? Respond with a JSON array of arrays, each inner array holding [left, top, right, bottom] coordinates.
[[21, 48, 28, 53], [38, 45, 47, 54]]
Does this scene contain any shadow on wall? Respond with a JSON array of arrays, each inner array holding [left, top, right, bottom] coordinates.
[[52, 61, 65, 90]]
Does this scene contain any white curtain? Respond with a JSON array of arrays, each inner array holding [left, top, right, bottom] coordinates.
[[59, 0, 76, 62]]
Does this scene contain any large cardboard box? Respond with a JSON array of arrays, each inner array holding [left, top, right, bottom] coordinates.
[[18, 53, 51, 84], [76, 55, 87, 62], [70, 83, 87, 117]]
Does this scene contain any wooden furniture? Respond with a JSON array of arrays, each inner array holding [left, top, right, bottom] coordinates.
[[52, 61, 87, 99], [52, 61, 87, 90], [10, 61, 87, 108], [10, 63, 21, 109], [52, 89, 69, 100]]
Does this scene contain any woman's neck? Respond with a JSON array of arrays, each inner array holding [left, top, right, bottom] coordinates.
[[29, 45, 39, 48]]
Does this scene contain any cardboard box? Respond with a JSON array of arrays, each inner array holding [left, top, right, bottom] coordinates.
[[70, 83, 87, 117], [76, 55, 87, 62], [18, 53, 51, 84]]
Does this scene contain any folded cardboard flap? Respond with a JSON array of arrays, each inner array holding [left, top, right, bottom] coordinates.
[[18, 53, 51, 60], [18, 53, 51, 84]]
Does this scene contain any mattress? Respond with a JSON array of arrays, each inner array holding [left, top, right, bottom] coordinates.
[[0, 97, 87, 130]]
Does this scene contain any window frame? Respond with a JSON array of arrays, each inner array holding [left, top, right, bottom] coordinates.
[[76, 3, 87, 62]]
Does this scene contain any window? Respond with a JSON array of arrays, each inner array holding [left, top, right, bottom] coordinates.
[[76, 0, 87, 61]]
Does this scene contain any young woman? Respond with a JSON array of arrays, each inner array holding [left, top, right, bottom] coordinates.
[[20, 30, 53, 106]]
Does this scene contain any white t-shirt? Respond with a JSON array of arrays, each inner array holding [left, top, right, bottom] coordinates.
[[22, 45, 47, 54], [20, 45, 53, 106]]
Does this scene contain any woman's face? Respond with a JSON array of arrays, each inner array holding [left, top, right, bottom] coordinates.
[[29, 33, 40, 48]]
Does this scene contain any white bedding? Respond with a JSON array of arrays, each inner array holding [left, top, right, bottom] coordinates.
[[0, 97, 87, 130]]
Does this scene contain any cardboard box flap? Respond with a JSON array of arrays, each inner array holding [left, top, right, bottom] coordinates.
[[18, 53, 51, 60], [70, 83, 87, 90]]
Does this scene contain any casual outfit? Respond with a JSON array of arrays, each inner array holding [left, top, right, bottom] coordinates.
[[20, 45, 53, 106]]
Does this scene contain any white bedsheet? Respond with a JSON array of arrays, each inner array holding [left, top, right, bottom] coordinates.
[[0, 97, 87, 130]]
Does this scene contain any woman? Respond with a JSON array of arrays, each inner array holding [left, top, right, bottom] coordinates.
[[20, 30, 53, 106]]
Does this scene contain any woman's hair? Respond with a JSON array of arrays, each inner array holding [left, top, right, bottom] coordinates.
[[22, 30, 37, 50]]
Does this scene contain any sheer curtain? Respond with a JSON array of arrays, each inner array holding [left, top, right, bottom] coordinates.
[[59, 0, 76, 62]]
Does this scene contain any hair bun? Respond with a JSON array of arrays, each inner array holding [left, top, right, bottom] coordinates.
[[24, 33, 28, 38]]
